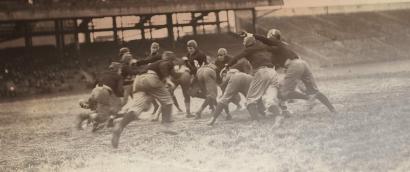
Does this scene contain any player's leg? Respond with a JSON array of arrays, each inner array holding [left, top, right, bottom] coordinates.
[[246, 76, 264, 120], [122, 84, 133, 106], [279, 61, 307, 101], [147, 86, 174, 123], [151, 99, 161, 122], [196, 69, 218, 119], [179, 72, 194, 118], [208, 73, 244, 125], [112, 92, 153, 148], [301, 60, 336, 112], [246, 68, 278, 120], [231, 94, 242, 110]]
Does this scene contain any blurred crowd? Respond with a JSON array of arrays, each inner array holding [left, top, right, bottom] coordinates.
[[0, 41, 144, 99], [0, 55, 81, 98], [0, 34, 241, 99]]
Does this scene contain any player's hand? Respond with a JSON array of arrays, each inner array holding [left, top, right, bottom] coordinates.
[[79, 100, 90, 109], [165, 77, 176, 89], [238, 31, 248, 38], [219, 65, 229, 78]]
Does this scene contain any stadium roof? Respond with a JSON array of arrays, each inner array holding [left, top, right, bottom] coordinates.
[[0, 0, 284, 21]]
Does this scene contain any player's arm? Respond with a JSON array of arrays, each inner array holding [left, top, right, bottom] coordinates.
[[200, 53, 208, 66], [227, 49, 249, 67], [253, 34, 282, 47], [164, 77, 175, 89], [126, 65, 142, 76], [220, 75, 229, 92], [117, 76, 124, 97], [135, 55, 161, 66], [161, 61, 177, 88], [228, 45, 264, 67], [159, 61, 174, 78], [195, 53, 207, 67], [238, 30, 281, 47]]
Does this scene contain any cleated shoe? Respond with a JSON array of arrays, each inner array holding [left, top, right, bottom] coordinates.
[[268, 105, 281, 116], [281, 110, 292, 118], [186, 113, 195, 118], [306, 94, 318, 110], [194, 112, 202, 119], [91, 122, 104, 132], [207, 117, 217, 126], [106, 118, 114, 128]]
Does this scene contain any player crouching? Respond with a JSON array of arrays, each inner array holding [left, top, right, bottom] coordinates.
[[111, 51, 179, 148], [77, 62, 124, 132]]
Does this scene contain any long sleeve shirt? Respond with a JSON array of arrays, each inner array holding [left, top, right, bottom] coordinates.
[[215, 55, 252, 84], [121, 65, 137, 85], [253, 34, 299, 68], [98, 70, 124, 97], [186, 49, 207, 74], [135, 50, 163, 66], [227, 42, 273, 70], [146, 59, 175, 80]]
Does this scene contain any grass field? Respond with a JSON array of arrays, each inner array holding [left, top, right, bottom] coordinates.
[[1, 60, 410, 172]]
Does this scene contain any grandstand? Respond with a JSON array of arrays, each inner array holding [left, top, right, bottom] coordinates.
[[0, 0, 283, 53]]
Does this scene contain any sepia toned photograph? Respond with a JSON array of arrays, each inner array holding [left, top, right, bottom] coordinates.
[[0, 0, 409, 171]]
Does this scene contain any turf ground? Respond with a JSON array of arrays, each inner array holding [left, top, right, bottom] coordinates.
[[1, 60, 410, 172]]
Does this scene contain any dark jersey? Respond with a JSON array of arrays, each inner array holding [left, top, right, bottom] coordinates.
[[121, 65, 136, 85], [146, 59, 174, 80], [215, 56, 252, 83], [186, 49, 207, 74], [98, 70, 123, 97], [231, 58, 252, 74], [227, 42, 273, 70], [253, 34, 299, 68], [135, 50, 163, 66], [215, 55, 232, 83], [215, 55, 232, 72]]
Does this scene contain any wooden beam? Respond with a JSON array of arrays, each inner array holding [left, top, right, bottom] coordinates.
[[215, 11, 221, 33], [166, 13, 174, 41], [0, 21, 227, 37], [112, 16, 118, 42], [191, 12, 197, 35], [24, 21, 32, 48], [251, 8, 257, 33]]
